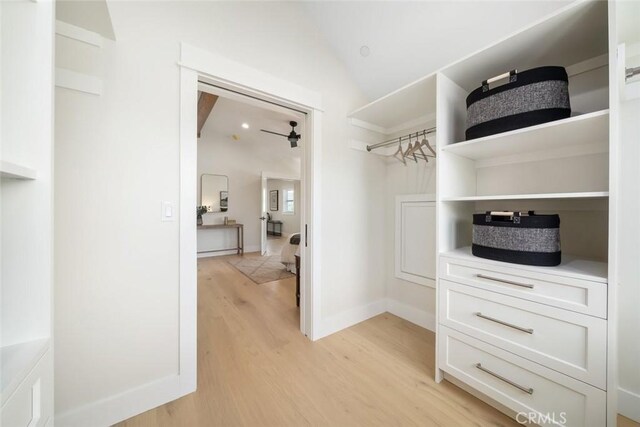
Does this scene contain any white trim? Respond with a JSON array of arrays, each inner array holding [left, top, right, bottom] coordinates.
[[386, 299, 436, 332], [55, 20, 102, 47], [55, 68, 102, 96], [179, 67, 198, 396], [618, 387, 640, 423], [317, 299, 387, 340], [180, 43, 322, 112], [54, 375, 181, 427]]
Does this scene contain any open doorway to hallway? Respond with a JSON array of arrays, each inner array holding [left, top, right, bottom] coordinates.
[[195, 88, 305, 321]]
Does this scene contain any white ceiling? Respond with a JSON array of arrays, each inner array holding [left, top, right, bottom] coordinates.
[[200, 95, 303, 157], [303, 1, 571, 100]]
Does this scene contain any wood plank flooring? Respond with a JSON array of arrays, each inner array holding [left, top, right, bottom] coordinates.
[[117, 255, 638, 427]]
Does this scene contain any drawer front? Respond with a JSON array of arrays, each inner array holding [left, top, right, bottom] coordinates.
[[439, 326, 606, 427], [440, 280, 606, 389], [1, 349, 53, 427], [439, 256, 607, 318]]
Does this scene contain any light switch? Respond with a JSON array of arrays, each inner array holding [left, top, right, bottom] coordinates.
[[162, 201, 175, 222]]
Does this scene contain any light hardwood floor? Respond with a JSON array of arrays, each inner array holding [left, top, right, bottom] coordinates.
[[118, 256, 638, 427]]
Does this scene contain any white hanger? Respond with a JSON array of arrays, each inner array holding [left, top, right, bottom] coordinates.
[[393, 138, 406, 166]]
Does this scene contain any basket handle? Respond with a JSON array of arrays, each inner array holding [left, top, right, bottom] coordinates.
[[484, 211, 535, 224], [482, 69, 517, 92]]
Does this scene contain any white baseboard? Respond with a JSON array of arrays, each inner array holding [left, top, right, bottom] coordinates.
[[317, 299, 387, 340], [197, 244, 261, 258], [55, 374, 185, 427], [619, 387, 640, 422], [386, 298, 436, 332]]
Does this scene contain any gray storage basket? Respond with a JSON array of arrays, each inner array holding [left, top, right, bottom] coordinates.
[[472, 211, 561, 266]]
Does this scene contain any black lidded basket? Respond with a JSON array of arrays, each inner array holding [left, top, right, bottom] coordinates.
[[465, 66, 571, 141], [472, 211, 561, 267]]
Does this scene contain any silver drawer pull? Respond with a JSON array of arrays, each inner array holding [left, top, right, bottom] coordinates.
[[475, 363, 534, 395], [476, 274, 534, 289], [476, 312, 534, 334]]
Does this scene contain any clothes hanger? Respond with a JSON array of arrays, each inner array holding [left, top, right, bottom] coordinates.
[[420, 134, 436, 156], [393, 137, 406, 166], [403, 134, 417, 163]]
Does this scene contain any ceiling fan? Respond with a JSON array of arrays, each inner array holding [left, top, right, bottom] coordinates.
[[260, 121, 300, 148]]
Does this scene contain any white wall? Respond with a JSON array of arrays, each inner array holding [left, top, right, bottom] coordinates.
[[54, 1, 386, 423], [383, 140, 437, 330], [197, 124, 300, 255], [267, 179, 301, 236]]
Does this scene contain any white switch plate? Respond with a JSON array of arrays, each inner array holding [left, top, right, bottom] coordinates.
[[161, 201, 175, 222]]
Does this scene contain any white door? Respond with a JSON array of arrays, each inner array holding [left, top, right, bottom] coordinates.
[[260, 174, 268, 255]]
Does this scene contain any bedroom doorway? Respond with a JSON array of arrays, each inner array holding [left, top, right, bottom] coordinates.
[[261, 173, 302, 256], [178, 43, 322, 404]]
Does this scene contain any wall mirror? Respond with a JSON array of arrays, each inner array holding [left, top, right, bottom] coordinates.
[[201, 174, 229, 212]]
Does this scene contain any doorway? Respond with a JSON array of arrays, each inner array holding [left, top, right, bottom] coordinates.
[[261, 174, 302, 257], [178, 43, 322, 396]]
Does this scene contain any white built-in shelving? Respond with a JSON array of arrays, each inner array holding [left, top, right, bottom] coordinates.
[[441, 246, 608, 284], [1, 0, 54, 424], [0, 160, 37, 180], [349, 0, 623, 424], [441, 110, 609, 161], [442, 191, 609, 203]]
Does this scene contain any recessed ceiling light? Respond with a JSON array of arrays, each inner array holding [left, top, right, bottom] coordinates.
[[359, 45, 370, 57], [241, 123, 249, 129]]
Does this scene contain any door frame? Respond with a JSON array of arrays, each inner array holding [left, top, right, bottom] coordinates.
[[261, 172, 302, 256], [178, 43, 323, 395]]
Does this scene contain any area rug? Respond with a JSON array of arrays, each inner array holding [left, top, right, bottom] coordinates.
[[227, 255, 294, 284]]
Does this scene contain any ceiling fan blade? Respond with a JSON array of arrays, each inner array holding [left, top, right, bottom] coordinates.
[[260, 129, 288, 137]]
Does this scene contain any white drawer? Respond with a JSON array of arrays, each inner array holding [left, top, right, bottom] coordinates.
[[439, 280, 607, 389], [439, 254, 607, 318], [439, 326, 606, 427], [1, 349, 53, 427]]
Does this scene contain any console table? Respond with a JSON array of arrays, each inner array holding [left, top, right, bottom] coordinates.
[[197, 224, 244, 255], [267, 220, 283, 236]]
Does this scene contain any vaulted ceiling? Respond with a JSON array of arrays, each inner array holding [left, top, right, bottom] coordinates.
[[302, 1, 571, 100]]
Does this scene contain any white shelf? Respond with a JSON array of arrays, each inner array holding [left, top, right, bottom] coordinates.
[[348, 74, 436, 132], [441, 0, 608, 92], [441, 110, 609, 161], [1, 338, 49, 404], [441, 246, 607, 283], [442, 191, 609, 202], [0, 160, 37, 180]]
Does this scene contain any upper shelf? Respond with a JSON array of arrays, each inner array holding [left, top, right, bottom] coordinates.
[[348, 74, 436, 132], [441, 0, 608, 92], [442, 191, 609, 202], [1, 160, 37, 180], [441, 110, 609, 161]]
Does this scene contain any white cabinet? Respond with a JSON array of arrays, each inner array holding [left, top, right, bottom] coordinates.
[[349, 0, 625, 423], [439, 326, 606, 427], [440, 278, 607, 389], [1, 1, 55, 424]]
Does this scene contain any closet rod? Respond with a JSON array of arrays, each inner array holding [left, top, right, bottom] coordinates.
[[366, 127, 436, 152]]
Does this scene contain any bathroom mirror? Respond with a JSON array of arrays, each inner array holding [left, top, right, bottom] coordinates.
[[201, 174, 229, 212]]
